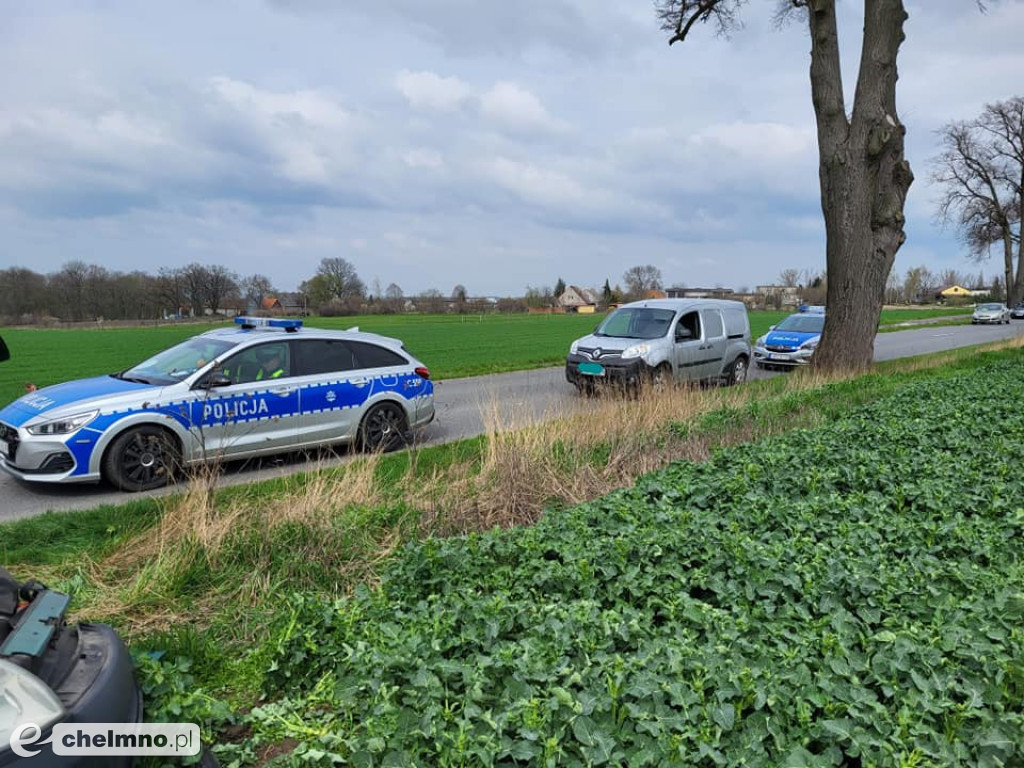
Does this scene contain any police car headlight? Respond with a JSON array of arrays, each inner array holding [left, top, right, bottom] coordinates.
[[0, 659, 66, 747], [800, 338, 819, 350], [755, 335, 767, 347], [26, 410, 98, 436], [621, 343, 650, 360]]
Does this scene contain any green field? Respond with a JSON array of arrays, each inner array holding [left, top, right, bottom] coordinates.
[[0, 309, 970, 407]]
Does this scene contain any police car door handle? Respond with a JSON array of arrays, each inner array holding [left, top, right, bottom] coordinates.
[[350, 377, 371, 386], [268, 387, 295, 396]]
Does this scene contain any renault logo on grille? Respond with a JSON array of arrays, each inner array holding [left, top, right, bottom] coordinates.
[[592, 348, 602, 359]]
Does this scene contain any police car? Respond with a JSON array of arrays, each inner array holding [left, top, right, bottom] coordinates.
[[752, 306, 825, 369], [0, 318, 435, 491]]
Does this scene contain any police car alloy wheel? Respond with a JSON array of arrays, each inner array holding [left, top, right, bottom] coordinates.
[[360, 402, 408, 452], [103, 425, 181, 492]]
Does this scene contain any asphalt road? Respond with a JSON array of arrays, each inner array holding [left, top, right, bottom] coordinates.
[[2, 321, 1021, 522]]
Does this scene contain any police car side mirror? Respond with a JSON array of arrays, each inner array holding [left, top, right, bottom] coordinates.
[[0, 336, 9, 363], [198, 373, 232, 390], [769, 325, 776, 331]]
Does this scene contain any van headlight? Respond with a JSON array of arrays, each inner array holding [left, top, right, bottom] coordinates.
[[570, 340, 580, 355], [26, 411, 98, 436], [621, 343, 651, 360], [0, 659, 67, 747]]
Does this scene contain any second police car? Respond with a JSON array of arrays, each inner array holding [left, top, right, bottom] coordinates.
[[0, 318, 435, 491], [752, 305, 825, 369]]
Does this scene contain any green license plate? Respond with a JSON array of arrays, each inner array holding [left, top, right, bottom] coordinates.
[[578, 362, 605, 376]]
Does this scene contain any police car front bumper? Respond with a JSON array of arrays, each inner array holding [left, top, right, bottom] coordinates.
[[0, 422, 95, 484], [752, 346, 814, 366]]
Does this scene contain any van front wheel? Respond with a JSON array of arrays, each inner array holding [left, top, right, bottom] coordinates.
[[725, 356, 748, 386]]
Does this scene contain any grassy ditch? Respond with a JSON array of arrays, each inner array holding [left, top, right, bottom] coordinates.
[[1, 340, 1021, 761]]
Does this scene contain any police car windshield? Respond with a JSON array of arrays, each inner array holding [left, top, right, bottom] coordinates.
[[775, 314, 825, 334], [595, 308, 675, 340], [118, 338, 237, 384]]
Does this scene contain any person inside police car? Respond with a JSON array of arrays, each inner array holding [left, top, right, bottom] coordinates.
[[256, 346, 286, 380]]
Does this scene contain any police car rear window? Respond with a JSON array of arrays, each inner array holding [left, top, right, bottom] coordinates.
[[293, 340, 358, 376], [349, 341, 407, 369]]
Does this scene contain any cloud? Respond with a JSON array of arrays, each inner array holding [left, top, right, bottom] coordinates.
[[394, 69, 471, 111], [267, 0, 647, 58], [402, 148, 444, 169], [478, 81, 568, 134], [207, 77, 362, 185]]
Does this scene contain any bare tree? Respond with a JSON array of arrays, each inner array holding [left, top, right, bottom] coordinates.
[[50, 261, 90, 321], [885, 268, 903, 305], [903, 266, 935, 304], [657, 1, 916, 370], [0, 268, 47, 321], [313, 257, 366, 300], [201, 265, 239, 316], [623, 264, 663, 299], [779, 268, 802, 288], [384, 282, 404, 313], [156, 268, 187, 317], [932, 97, 1024, 304], [938, 269, 967, 290], [179, 264, 210, 316], [524, 285, 554, 309], [417, 288, 446, 314], [241, 273, 276, 310]]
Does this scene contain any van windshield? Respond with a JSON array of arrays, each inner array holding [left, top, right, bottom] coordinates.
[[775, 314, 825, 333], [595, 308, 676, 340]]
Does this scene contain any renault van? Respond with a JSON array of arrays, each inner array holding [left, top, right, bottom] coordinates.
[[565, 299, 752, 392]]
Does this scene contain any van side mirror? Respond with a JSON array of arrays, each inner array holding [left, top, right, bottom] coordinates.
[[675, 327, 693, 341]]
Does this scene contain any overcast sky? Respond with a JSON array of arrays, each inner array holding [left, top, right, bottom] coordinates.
[[1, 1, 1022, 297]]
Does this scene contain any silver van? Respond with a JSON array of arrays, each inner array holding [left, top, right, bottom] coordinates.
[[565, 299, 752, 392]]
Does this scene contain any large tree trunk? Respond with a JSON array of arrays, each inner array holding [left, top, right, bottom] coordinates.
[[808, 0, 913, 372], [1014, 167, 1024, 305], [1005, 231, 1018, 304]]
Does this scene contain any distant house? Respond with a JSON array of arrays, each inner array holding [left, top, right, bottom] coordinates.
[[939, 285, 971, 299], [644, 289, 668, 300], [558, 285, 598, 311], [756, 285, 801, 307], [261, 297, 283, 311]]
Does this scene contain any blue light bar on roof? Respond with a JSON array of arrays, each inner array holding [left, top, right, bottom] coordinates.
[[234, 316, 304, 331], [798, 305, 826, 314]]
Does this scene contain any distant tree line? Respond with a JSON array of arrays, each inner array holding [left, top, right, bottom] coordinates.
[[0, 257, 537, 325]]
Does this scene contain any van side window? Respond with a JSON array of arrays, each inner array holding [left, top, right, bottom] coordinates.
[[677, 311, 701, 341], [703, 310, 724, 339]]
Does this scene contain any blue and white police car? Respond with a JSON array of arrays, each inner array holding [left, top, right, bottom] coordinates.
[[0, 318, 435, 491], [752, 306, 825, 369]]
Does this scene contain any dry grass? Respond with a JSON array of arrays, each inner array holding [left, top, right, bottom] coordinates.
[[62, 338, 1024, 631]]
